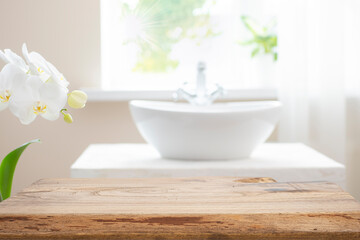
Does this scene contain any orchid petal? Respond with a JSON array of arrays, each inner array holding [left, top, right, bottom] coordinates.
[[11, 75, 41, 100], [0, 71, 7, 111], [9, 75, 40, 124], [40, 81, 67, 110], [21, 43, 31, 65], [41, 108, 60, 121], [39, 82, 67, 121], [3, 49, 28, 73], [44, 59, 69, 87], [0, 50, 10, 64], [0, 66, 7, 90], [9, 91, 36, 125], [0, 64, 28, 111], [1, 64, 26, 89], [10, 102, 37, 125], [28, 52, 51, 73]]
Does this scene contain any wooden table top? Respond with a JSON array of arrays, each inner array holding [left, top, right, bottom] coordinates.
[[0, 177, 359, 239]]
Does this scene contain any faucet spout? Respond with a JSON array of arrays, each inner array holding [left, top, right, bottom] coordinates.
[[196, 62, 207, 98]]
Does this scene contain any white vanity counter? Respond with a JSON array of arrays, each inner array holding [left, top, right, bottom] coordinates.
[[71, 143, 346, 189]]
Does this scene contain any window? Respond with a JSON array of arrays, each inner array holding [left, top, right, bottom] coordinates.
[[100, 0, 279, 92]]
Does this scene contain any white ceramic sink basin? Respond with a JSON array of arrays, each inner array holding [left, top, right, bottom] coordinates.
[[130, 100, 282, 160]]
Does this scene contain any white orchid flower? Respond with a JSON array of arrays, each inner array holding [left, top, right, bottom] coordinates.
[[22, 44, 69, 88], [0, 49, 29, 73], [0, 64, 28, 111], [9, 75, 68, 125], [0, 44, 81, 125]]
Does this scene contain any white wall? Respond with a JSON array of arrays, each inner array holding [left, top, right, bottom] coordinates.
[[0, 0, 145, 194], [0, 0, 358, 201]]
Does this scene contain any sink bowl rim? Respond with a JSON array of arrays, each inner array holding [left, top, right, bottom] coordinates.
[[130, 100, 282, 114]]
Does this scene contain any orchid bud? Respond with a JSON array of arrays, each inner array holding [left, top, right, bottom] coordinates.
[[68, 90, 87, 109], [63, 113, 73, 123], [61, 109, 73, 123]]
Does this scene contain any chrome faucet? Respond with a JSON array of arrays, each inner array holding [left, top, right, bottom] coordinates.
[[173, 62, 225, 106]]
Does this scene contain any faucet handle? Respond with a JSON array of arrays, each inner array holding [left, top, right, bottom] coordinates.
[[173, 82, 195, 102], [172, 91, 180, 101], [215, 83, 226, 97]]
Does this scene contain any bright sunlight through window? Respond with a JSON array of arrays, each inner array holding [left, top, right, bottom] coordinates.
[[101, 0, 279, 91]]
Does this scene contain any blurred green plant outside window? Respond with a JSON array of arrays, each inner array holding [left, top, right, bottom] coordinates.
[[118, 0, 220, 73], [101, 0, 279, 90], [239, 16, 277, 61]]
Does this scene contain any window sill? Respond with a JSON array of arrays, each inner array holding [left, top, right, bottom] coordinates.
[[83, 88, 278, 102]]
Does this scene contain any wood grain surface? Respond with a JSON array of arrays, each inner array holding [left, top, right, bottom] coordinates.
[[0, 177, 359, 239]]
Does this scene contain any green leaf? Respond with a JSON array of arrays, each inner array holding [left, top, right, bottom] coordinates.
[[241, 15, 265, 37], [274, 52, 278, 61], [251, 47, 261, 58], [240, 15, 278, 61], [0, 139, 40, 201]]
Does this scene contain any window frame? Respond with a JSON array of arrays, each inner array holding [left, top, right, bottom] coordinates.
[[96, 0, 279, 102], [83, 88, 277, 102]]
